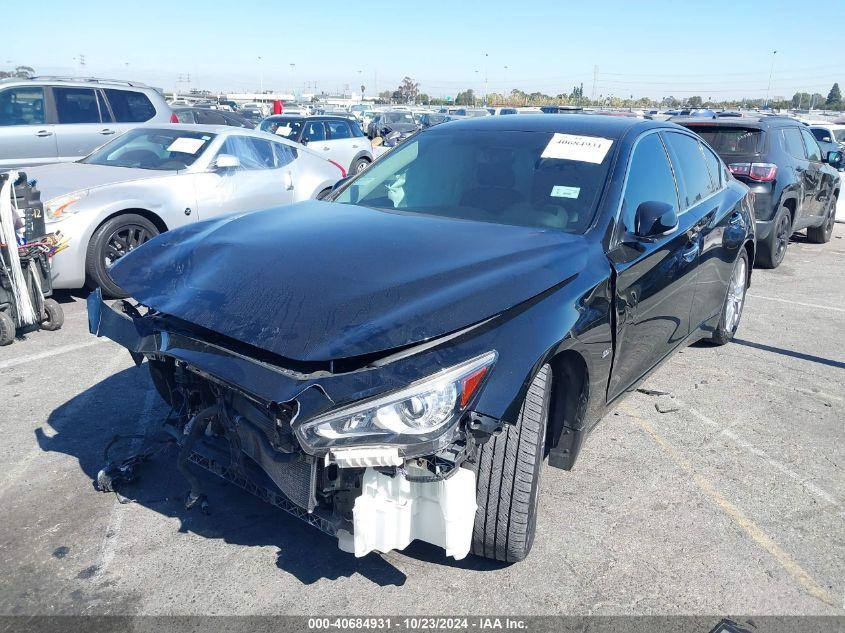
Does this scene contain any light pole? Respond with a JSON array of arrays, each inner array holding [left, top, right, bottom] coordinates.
[[765, 50, 777, 109], [289, 63, 295, 100], [258, 56, 263, 94], [482, 52, 489, 106]]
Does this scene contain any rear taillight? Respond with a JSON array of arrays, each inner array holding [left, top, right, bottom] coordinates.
[[170, 112, 179, 123], [729, 162, 777, 182], [328, 160, 347, 177]]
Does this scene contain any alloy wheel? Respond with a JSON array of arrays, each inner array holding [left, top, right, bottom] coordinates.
[[774, 214, 790, 263], [824, 199, 836, 238], [724, 256, 747, 333], [103, 224, 154, 267]]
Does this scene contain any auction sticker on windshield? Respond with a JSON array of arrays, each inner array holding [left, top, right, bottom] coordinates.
[[167, 137, 206, 154], [551, 185, 580, 199], [541, 133, 613, 164]]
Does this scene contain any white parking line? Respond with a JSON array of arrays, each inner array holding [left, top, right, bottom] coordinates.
[[0, 339, 111, 371], [679, 401, 840, 509], [747, 294, 845, 314]]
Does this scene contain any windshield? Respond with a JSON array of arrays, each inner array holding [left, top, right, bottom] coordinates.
[[334, 129, 614, 233], [260, 117, 304, 140], [383, 112, 415, 124], [83, 128, 215, 170]]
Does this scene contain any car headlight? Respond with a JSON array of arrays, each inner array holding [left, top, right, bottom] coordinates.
[[45, 191, 88, 221], [296, 351, 497, 453]]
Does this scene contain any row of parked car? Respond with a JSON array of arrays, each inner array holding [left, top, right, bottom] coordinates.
[[1, 75, 841, 302]]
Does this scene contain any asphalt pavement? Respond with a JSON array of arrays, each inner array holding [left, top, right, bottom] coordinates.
[[1, 226, 843, 616]]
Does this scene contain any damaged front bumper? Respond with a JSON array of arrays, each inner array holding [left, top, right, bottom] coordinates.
[[88, 289, 496, 560]]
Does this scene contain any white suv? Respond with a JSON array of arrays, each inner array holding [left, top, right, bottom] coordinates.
[[0, 76, 174, 169], [259, 115, 374, 174]]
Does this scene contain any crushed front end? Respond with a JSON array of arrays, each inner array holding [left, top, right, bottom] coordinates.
[[88, 289, 502, 560]]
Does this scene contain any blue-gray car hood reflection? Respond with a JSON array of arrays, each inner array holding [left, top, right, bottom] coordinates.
[[109, 201, 587, 362]]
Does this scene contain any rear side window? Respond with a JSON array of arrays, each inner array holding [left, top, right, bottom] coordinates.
[[104, 89, 156, 122], [326, 120, 352, 139], [662, 131, 716, 208], [621, 133, 679, 233], [218, 135, 274, 170], [690, 126, 764, 155], [54, 87, 102, 124], [0, 86, 45, 125], [800, 128, 822, 162], [273, 142, 297, 167], [701, 144, 723, 189], [781, 128, 806, 160]]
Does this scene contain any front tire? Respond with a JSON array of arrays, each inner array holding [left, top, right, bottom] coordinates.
[[350, 157, 370, 174], [85, 213, 159, 298], [471, 364, 551, 562], [40, 298, 64, 331], [711, 248, 749, 346], [0, 310, 15, 345], [807, 195, 836, 244]]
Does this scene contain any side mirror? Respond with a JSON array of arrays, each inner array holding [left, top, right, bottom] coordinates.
[[635, 201, 679, 239], [213, 154, 240, 170], [824, 150, 843, 169]]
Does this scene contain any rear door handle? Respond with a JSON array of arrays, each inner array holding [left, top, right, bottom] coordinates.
[[100, 128, 116, 135], [322, 146, 330, 151], [35, 130, 53, 137]]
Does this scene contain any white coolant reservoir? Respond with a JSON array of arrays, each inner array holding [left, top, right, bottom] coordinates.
[[337, 465, 477, 560]]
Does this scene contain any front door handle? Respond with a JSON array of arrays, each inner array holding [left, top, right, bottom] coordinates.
[[35, 130, 53, 137], [322, 146, 330, 151], [100, 128, 116, 135]]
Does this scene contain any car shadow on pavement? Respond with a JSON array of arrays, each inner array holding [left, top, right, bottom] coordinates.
[[732, 338, 845, 370], [37, 366, 409, 587]]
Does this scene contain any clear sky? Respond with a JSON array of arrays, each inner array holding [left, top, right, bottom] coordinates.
[[6, 0, 844, 100]]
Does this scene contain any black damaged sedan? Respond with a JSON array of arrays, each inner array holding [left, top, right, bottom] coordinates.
[[89, 115, 755, 563]]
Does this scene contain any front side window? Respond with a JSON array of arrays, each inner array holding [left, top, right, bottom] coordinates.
[[0, 87, 45, 126], [621, 133, 679, 233], [333, 129, 615, 234], [781, 128, 806, 160], [302, 121, 326, 142], [104, 89, 156, 123], [326, 120, 352, 139], [662, 131, 716, 208], [54, 87, 101, 124], [218, 135, 273, 170], [83, 128, 215, 170], [800, 128, 822, 162]]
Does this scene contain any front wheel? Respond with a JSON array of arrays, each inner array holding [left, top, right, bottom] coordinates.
[[85, 213, 159, 298], [806, 195, 836, 244], [40, 298, 64, 331], [710, 248, 749, 346], [471, 364, 551, 562], [350, 157, 370, 174]]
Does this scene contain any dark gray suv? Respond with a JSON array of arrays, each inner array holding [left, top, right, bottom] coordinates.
[[0, 77, 174, 169]]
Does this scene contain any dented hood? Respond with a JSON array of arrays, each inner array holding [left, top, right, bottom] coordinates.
[[110, 201, 586, 361]]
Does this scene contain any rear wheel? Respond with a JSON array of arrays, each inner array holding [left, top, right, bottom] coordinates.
[[40, 298, 64, 331], [86, 213, 159, 298], [316, 188, 333, 200], [807, 195, 836, 244], [471, 364, 551, 562], [757, 205, 791, 269], [710, 248, 749, 346], [350, 157, 370, 174]]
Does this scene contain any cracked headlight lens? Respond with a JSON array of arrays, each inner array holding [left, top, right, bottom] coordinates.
[[296, 351, 496, 452]]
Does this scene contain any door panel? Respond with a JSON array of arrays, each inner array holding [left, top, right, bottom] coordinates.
[[607, 132, 698, 401], [52, 87, 115, 161], [0, 86, 57, 167], [798, 128, 824, 224]]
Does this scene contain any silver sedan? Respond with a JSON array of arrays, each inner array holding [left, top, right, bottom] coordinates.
[[27, 124, 344, 296]]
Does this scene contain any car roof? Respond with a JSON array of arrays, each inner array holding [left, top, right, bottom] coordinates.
[[263, 114, 349, 120], [139, 123, 265, 136], [436, 113, 669, 139], [0, 76, 155, 90], [672, 115, 799, 128]]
